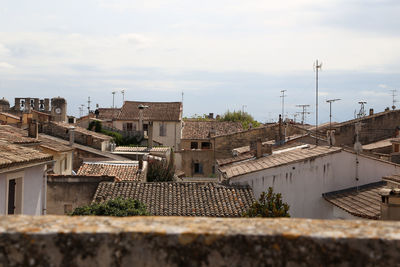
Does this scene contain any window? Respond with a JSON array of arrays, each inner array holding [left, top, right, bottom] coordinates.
[[159, 123, 167, 136], [395, 144, 400, 153], [64, 157, 68, 171], [127, 123, 133, 131], [7, 175, 23, 215], [191, 142, 199, 149], [194, 163, 203, 174], [201, 142, 212, 149]]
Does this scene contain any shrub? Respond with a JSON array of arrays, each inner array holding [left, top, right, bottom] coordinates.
[[218, 110, 261, 129], [71, 197, 148, 217], [243, 187, 290, 218], [147, 152, 175, 182]]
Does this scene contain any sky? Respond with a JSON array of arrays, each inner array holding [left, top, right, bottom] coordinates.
[[0, 0, 399, 124]]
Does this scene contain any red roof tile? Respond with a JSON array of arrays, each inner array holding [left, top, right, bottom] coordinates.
[[117, 101, 182, 121]]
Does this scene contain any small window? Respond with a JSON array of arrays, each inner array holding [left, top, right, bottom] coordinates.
[[194, 163, 203, 174], [159, 123, 167, 136], [201, 142, 212, 149], [395, 144, 400, 153], [127, 123, 133, 131], [191, 142, 199, 149], [143, 124, 148, 131], [64, 157, 68, 171]]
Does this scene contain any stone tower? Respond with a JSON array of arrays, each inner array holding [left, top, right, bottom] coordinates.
[[51, 97, 67, 122], [0, 97, 10, 112]]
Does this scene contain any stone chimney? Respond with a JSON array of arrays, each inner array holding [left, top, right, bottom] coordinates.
[[262, 144, 272, 155], [256, 138, 262, 158], [69, 126, 75, 146], [28, 119, 38, 139], [147, 121, 153, 148], [369, 108, 374, 116], [380, 188, 400, 220]]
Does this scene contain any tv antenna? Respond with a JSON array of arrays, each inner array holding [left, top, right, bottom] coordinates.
[[390, 89, 397, 110], [326, 98, 341, 146], [121, 89, 125, 104], [314, 60, 322, 145], [357, 101, 367, 119], [296, 104, 311, 125], [87, 97, 91, 115], [280, 90, 287, 121]]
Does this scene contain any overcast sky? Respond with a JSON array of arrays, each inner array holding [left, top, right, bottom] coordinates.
[[0, 0, 399, 123]]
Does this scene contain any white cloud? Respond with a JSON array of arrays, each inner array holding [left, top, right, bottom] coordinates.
[[0, 62, 15, 69]]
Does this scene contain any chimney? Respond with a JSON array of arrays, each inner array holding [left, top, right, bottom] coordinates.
[[380, 188, 400, 220], [147, 121, 153, 148], [15, 98, 21, 110], [28, 119, 38, 139], [369, 108, 374, 116], [69, 126, 75, 146], [44, 98, 50, 112], [262, 144, 272, 155], [256, 138, 262, 158]]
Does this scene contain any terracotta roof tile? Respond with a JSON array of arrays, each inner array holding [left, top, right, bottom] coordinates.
[[323, 182, 386, 219], [114, 146, 170, 153], [182, 120, 243, 140], [0, 125, 40, 144], [219, 145, 342, 179], [77, 162, 141, 181], [52, 122, 112, 141], [93, 182, 255, 217], [0, 141, 53, 169], [117, 101, 182, 121]]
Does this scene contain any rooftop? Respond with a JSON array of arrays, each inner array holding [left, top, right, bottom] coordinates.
[[182, 120, 243, 140], [0, 112, 20, 120], [52, 121, 112, 141], [96, 108, 121, 120], [0, 141, 53, 169], [118, 101, 182, 121], [77, 162, 141, 181], [0, 125, 39, 144], [93, 181, 255, 217], [114, 146, 170, 153], [219, 145, 342, 179], [323, 181, 386, 220], [362, 138, 393, 151]]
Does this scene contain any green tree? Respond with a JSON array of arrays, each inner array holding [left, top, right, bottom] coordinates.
[[243, 187, 290, 218], [218, 110, 261, 129], [71, 197, 148, 217]]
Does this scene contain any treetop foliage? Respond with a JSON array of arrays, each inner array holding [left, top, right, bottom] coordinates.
[[243, 187, 290, 218]]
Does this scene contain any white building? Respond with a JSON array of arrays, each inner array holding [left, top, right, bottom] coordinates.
[[114, 101, 182, 150], [218, 144, 400, 219], [0, 141, 53, 215]]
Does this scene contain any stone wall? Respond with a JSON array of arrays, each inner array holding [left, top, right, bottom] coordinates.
[[47, 175, 114, 215], [1, 216, 400, 266], [72, 148, 109, 172], [332, 110, 400, 146], [175, 150, 215, 177]]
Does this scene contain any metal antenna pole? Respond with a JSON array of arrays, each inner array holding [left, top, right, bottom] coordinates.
[[326, 99, 341, 146], [314, 60, 322, 145], [121, 89, 125, 104], [296, 104, 310, 124], [390, 89, 397, 110], [87, 97, 91, 115], [280, 90, 287, 121]]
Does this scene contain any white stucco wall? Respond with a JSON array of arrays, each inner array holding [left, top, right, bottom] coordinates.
[[229, 150, 400, 219], [0, 164, 46, 215], [52, 152, 73, 175]]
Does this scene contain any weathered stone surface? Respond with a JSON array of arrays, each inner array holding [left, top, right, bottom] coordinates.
[[1, 216, 400, 266]]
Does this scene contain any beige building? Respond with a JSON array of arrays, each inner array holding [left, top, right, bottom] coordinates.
[[114, 101, 182, 150]]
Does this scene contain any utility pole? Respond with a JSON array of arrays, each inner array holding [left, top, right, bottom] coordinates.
[[390, 89, 397, 110], [296, 104, 310, 124], [181, 91, 184, 103], [87, 97, 91, 115], [280, 90, 287, 121], [326, 98, 341, 146], [314, 60, 322, 145]]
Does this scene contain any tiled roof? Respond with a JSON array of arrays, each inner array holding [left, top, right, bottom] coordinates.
[[362, 139, 393, 151], [93, 182, 255, 217], [0, 125, 40, 144], [323, 182, 386, 220], [114, 146, 170, 153], [219, 145, 342, 179], [0, 141, 53, 169], [117, 101, 182, 121], [77, 162, 140, 181], [383, 174, 400, 185], [182, 120, 243, 140], [96, 108, 121, 120], [0, 112, 20, 120], [38, 134, 73, 152], [216, 153, 255, 166], [52, 122, 112, 141]]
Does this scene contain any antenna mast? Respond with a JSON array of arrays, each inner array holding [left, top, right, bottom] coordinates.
[[296, 104, 310, 124], [357, 101, 367, 119], [121, 89, 125, 104], [87, 97, 91, 115], [314, 60, 322, 145], [280, 90, 287, 121], [390, 89, 397, 110], [326, 98, 341, 146]]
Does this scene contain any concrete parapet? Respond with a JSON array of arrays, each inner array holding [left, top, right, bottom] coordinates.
[[1, 216, 400, 266]]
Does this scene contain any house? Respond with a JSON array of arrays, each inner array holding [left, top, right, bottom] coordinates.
[[175, 120, 244, 177], [218, 142, 400, 219], [94, 108, 121, 128], [0, 125, 73, 175], [93, 181, 255, 217], [114, 101, 182, 150], [0, 141, 53, 215]]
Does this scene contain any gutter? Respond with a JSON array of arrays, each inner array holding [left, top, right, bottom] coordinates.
[[0, 159, 54, 174]]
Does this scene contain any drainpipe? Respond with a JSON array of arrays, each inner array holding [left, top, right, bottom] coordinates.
[[42, 161, 55, 215]]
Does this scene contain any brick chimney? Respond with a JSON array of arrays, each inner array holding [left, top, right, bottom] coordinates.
[[380, 188, 400, 220], [369, 108, 374, 116], [69, 126, 75, 146], [28, 119, 38, 139], [256, 138, 262, 158]]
